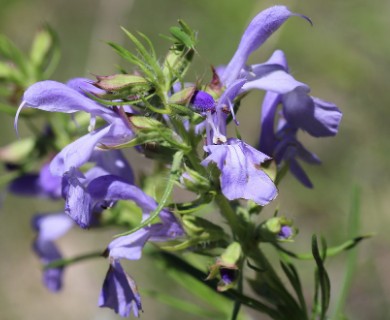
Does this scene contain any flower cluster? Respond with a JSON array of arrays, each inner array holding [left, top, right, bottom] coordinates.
[[6, 5, 344, 319]]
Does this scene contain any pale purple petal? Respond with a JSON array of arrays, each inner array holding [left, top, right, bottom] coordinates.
[[99, 260, 142, 317], [289, 158, 314, 188], [38, 163, 62, 198], [63, 169, 92, 228], [258, 91, 281, 156], [99, 118, 134, 146], [221, 6, 295, 85], [242, 70, 309, 94], [33, 239, 64, 292], [107, 211, 184, 261], [91, 150, 134, 184], [32, 212, 73, 292], [157, 210, 185, 239], [108, 227, 156, 261], [32, 212, 74, 241], [50, 124, 112, 176], [217, 79, 246, 109], [22, 80, 115, 119], [282, 87, 342, 137], [87, 175, 157, 214], [66, 77, 106, 96], [202, 139, 277, 205]]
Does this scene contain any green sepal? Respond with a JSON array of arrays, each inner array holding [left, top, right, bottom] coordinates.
[[95, 74, 151, 91], [181, 165, 210, 193], [168, 86, 195, 105], [162, 20, 196, 85], [257, 216, 296, 243], [182, 215, 226, 238], [220, 242, 242, 266], [128, 115, 163, 130]]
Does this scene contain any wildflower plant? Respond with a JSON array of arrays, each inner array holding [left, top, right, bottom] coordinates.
[[0, 5, 369, 320]]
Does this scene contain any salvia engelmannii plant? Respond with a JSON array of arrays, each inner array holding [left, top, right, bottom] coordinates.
[[0, 5, 369, 320]]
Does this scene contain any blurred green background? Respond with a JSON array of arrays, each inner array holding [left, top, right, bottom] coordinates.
[[1, 0, 389, 319]]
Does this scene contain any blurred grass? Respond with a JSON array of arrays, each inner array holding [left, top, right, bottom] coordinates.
[[1, 0, 389, 319]]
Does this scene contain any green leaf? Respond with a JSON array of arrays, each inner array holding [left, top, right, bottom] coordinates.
[[273, 234, 371, 260], [41, 26, 60, 79], [311, 235, 331, 320], [108, 42, 155, 80], [333, 186, 363, 319], [142, 289, 223, 319], [0, 102, 19, 116], [0, 35, 28, 75], [0, 61, 22, 83], [280, 261, 308, 318], [154, 251, 281, 319], [30, 27, 53, 69], [121, 28, 164, 83]]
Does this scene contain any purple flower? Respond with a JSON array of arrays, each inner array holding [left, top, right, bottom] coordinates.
[[256, 50, 342, 140], [16, 79, 134, 176], [273, 123, 321, 188], [201, 7, 311, 151], [221, 6, 306, 87], [62, 150, 134, 228], [106, 209, 184, 261], [9, 163, 62, 199], [99, 259, 142, 318], [93, 175, 183, 317], [201, 138, 277, 205], [256, 50, 341, 187], [32, 212, 74, 292]]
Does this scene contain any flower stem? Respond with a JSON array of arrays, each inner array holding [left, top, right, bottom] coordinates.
[[214, 194, 243, 237], [44, 251, 104, 269], [115, 150, 183, 238]]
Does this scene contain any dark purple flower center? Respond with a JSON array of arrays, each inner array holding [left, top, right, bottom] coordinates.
[[190, 90, 215, 112], [220, 268, 237, 285], [278, 225, 293, 239]]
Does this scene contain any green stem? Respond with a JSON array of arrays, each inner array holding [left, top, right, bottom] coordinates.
[[333, 187, 362, 318], [45, 251, 104, 269], [275, 163, 289, 186], [214, 194, 243, 237], [249, 247, 305, 319], [230, 259, 244, 320], [115, 151, 183, 238], [273, 234, 371, 260]]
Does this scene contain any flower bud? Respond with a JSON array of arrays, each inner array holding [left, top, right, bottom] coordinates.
[[207, 242, 242, 291], [94, 74, 150, 92], [258, 216, 297, 242]]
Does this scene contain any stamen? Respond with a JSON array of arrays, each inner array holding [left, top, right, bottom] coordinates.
[[14, 100, 27, 138], [88, 115, 97, 132]]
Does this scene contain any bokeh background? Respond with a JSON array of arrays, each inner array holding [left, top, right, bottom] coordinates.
[[0, 0, 389, 319]]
